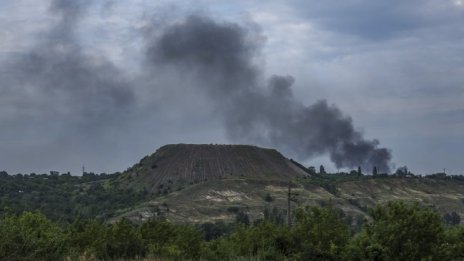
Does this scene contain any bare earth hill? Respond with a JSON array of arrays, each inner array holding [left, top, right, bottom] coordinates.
[[120, 144, 307, 190], [115, 144, 464, 225]]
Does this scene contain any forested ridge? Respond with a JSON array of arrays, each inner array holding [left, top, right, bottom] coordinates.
[[0, 171, 148, 223]]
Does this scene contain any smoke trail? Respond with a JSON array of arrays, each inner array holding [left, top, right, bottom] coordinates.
[[1, 0, 134, 132], [0, 4, 392, 173], [146, 15, 392, 172], [0, 0, 137, 173]]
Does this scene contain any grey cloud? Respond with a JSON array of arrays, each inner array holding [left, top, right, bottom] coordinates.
[[290, 0, 464, 40]]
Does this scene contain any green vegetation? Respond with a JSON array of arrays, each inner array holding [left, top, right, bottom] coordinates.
[[2, 168, 464, 228], [1, 142, 464, 260], [0, 202, 463, 260], [0, 171, 149, 223]]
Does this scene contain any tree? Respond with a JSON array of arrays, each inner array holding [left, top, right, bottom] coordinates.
[[293, 205, 350, 260], [372, 166, 378, 176], [443, 212, 461, 226], [106, 218, 145, 259], [141, 219, 174, 257], [264, 193, 274, 202], [357, 166, 362, 175], [235, 211, 250, 226], [443, 225, 464, 260], [319, 165, 326, 174], [199, 222, 230, 241], [346, 201, 447, 260], [395, 166, 409, 176], [141, 218, 203, 259], [264, 206, 285, 225], [308, 166, 316, 175], [208, 221, 292, 260], [0, 212, 66, 261]]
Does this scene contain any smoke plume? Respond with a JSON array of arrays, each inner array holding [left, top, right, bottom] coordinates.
[[1, 0, 134, 134], [147, 15, 392, 172], [0, 0, 137, 173], [0, 1, 392, 173]]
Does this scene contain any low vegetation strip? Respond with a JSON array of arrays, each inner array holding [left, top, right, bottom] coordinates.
[[0, 201, 463, 260]]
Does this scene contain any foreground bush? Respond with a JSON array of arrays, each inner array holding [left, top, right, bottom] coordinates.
[[0, 212, 66, 261], [346, 201, 448, 260]]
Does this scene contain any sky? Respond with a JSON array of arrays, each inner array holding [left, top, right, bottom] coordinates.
[[0, 0, 463, 175]]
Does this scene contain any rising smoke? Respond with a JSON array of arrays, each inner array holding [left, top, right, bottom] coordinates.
[[0, 0, 136, 173], [0, 1, 392, 173], [1, 0, 134, 132], [0, 0, 135, 142], [147, 15, 392, 172]]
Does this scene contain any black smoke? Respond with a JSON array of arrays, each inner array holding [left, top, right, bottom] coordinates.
[[0, 0, 136, 173], [0, 2, 392, 174], [147, 15, 392, 172], [1, 0, 134, 133]]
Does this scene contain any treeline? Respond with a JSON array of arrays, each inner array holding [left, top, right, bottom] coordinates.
[[293, 162, 464, 179], [1, 201, 463, 260], [0, 171, 148, 223]]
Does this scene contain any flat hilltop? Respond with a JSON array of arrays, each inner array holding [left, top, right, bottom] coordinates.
[[119, 144, 308, 191]]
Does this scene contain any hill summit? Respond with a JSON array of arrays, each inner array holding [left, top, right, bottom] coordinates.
[[122, 144, 308, 190]]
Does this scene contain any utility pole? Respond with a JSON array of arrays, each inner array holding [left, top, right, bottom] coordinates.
[[287, 183, 298, 228]]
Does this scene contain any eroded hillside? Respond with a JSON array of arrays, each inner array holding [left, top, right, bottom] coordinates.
[[118, 176, 464, 225], [119, 144, 308, 192]]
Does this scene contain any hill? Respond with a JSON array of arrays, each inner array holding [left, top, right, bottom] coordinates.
[[1, 144, 463, 227], [115, 145, 464, 225], [119, 144, 308, 191]]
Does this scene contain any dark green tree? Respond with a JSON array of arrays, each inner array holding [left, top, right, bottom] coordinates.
[[65, 218, 109, 259], [443, 225, 464, 260], [443, 212, 461, 226], [106, 218, 145, 259], [235, 211, 250, 226], [346, 201, 447, 260], [293, 205, 350, 260], [0, 212, 66, 261], [264, 193, 274, 202], [308, 166, 316, 175], [395, 166, 409, 177], [263, 206, 285, 225], [141, 218, 202, 259], [207, 221, 292, 260]]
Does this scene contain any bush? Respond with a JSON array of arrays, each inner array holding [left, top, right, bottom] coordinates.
[[0, 212, 66, 261]]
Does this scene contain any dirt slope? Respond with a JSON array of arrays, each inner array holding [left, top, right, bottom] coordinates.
[[120, 144, 308, 190]]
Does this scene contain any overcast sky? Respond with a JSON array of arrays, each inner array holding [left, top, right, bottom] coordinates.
[[1, 0, 463, 175]]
